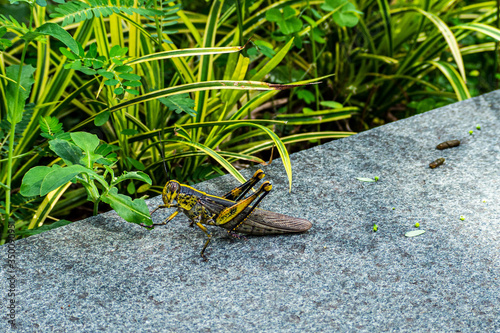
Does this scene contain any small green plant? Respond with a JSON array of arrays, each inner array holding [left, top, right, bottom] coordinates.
[[20, 117, 152, 225], [321, 0, 362, 28]]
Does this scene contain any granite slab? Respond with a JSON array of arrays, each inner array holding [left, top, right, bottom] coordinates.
[[1, 91, 499, 332]]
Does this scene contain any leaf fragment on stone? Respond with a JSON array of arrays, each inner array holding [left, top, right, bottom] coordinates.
[[405, 230, 426, 237]]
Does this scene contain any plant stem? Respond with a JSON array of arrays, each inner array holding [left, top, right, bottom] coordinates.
[[1, 9, 33, 245]]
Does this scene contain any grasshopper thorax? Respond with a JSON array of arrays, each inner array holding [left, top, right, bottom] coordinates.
[[162, 180, 181, 205]]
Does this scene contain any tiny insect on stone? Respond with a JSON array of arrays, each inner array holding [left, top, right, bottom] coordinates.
[[429, 158, 445, 169], [436, 140, 460, 150]]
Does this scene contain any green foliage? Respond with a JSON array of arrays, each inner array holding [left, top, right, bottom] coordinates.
[[0, 26, 12, 51], [20, 119, 152, 225], [60, 43, 143, 97], [15, 219, 72, 236], [266, 7, 303, 35], [1, 0, 499, 244], [321, 0, 362, 28], [159, 93, 196, 117], [266, 6, 304, 48], [39, 116, 65, 139], [5, 65, 35, 124], [50, 0, 163, 26]]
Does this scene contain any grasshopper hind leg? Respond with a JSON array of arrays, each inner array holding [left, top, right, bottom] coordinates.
[[222, 169, 265, 201]]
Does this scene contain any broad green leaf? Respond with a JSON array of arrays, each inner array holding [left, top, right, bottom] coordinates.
[[126, 157, 145, 171], [59, 47, 76, 60], [95, 143, 120, 157], [405, 230, 426, 237], [321, 0, 362, 28], [94, 110, 110, 126], [119, 73, 141, 81], [16, 220, 73, 236], [49, 139, 83, 166], [104, 79, 120, 86], [123, 81, 142, 87], [78, 67, 97, 75], [265, 6, 302, 35], [297, 89, 315, 103], [97, 69, 115, 79], [113, 171, 152, 186], [6, 65, 36, 124], [70, 132, 101, 167], [127, 182, 136, 195], [71, 132, 100, 154], [41, 165, 94, 196], [101, 188, 152, 225], [282, 6, 297, 20], [114, 65, 133, 73], [35, 23, 79, 54], [125, 89, 139, 95], [320, 101, 343, 109], [20, 166, 55, 197], [110, 45, 122, 57], [266, 8, 282, 22]]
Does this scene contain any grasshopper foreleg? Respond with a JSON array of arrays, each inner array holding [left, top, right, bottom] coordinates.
[[140, 209, 179, 229]]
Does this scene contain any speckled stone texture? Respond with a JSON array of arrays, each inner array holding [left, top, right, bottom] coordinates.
[[1, 91, 499, 332]]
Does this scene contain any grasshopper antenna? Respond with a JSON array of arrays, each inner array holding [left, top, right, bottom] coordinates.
[[240, 34, 255, 51], [158, 130, 169, 181]]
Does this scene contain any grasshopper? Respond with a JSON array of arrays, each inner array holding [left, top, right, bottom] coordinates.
[[140, 169, 312, 260]]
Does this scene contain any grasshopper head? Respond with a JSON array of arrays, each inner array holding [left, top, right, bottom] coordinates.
[[162, 180, 181, 205]]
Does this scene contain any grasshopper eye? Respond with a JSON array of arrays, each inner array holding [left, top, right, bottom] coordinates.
[[168, 181, 180, 194], [164, 180, 180, 203]]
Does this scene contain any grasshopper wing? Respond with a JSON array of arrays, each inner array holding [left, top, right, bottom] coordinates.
[[200, 195, 312, 235]]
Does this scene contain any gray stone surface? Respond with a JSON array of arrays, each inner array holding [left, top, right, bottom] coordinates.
[[2, 91, 500, 332]]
